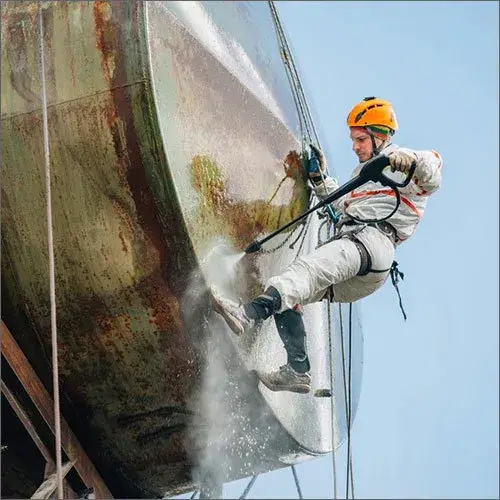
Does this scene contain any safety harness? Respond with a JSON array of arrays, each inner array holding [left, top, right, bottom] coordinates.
[[318, 212, 408, 321]]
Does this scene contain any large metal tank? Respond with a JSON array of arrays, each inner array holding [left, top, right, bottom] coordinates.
[[1, 1, 363, 497]]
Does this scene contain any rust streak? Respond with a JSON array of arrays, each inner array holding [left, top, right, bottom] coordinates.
[[93, 1, 171, 266], [118, 230, 128, 254]]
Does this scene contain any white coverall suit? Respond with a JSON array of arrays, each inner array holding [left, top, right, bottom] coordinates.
[[266, 143, 443, 311]]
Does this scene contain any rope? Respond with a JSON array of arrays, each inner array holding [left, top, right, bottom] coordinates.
[[349, 454, 355, 499], [239, 475, 258, 500], [38, 1, 63, 497], [338, 303, 356, 499], [269, 0, 337, 221], [269, 1, 319, 148], [327, 292, 338, 500], [291, 465, 303, 499], [264, 0, 318, 260], [346, 304, 354, 499], [269, 0, 340, 238], [390, 261, 408, 321]]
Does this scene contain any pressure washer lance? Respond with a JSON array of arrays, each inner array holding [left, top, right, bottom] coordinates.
[[314, 389, 332, 398], [244, 153, 416, 254]]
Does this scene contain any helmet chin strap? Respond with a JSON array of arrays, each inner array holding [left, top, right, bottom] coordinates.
[[369, 133, 389, 157]]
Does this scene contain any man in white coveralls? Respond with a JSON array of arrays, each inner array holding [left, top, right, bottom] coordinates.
[[212, 97, 442, 394]]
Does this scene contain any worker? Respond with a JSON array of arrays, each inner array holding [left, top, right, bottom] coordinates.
[[212, 97, 442, 394]]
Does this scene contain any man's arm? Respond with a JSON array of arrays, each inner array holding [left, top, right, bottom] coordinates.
[[388, 147, 443, 195]]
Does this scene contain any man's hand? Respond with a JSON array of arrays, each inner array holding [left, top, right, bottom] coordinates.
[[388, 150, 417, 174], [309, 144, 327, 172], [308, 144, 328, 184]]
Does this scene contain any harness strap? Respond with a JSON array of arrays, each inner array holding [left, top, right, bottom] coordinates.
[[349, 236, 408, 321], [321, 219, 408, 320], [389, 261, 407, 321], [351, 238, 372, 276]]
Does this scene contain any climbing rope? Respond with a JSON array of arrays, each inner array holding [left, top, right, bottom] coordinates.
[[265, 0, 340, 260], [269, 0, 337, 210], [239, 475, 258, 499], [269, 0, 334, 189], [291, 465, 304, 499], [346, 304, 355, 499], [327, 291, 338, 500], [264, 0, 315, 257], [269, 1, 319, 149], [259, 1, 313, 258], [338, 303, 356, 499], [37, 1, 63, 497]]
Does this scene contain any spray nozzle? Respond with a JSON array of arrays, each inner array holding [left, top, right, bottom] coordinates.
[[244, 240, 262, 254]]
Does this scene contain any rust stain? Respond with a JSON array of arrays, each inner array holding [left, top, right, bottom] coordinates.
[[5, 11, 40, 105], [93, 1, 168, 268], [93, 1, 115, 86], [91, 4, 199, 402], [62, 2, 77, 88], [93, 0, 126, 185], [118, 230, 128, 254]]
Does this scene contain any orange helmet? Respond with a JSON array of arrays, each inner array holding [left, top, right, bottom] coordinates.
[[347, 97, 398, 133]]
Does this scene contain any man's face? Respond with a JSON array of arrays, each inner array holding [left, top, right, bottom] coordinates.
[[350, 127, 373, 163]]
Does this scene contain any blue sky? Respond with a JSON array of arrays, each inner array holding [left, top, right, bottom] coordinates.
[[177, 1, 499, 498]]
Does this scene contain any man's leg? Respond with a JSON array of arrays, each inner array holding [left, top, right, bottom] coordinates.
[[266, 237, 362, 311], [212, 287, 312, 393], [212, 237, 361, 334], [212, 237, 363, 393], [256, 308, 312, 393], [274, 309, 310, 374]]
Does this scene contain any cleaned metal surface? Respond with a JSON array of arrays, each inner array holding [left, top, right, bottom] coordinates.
[[145, 0, 338, 455]]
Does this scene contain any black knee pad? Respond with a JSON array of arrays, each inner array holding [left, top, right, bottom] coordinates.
[[245, 286, 282, 320]]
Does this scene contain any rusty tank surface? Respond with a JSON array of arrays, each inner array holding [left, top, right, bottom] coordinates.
[[1, 1, 363, 498]]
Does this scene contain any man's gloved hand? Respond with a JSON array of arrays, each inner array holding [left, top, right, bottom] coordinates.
[[387, 150, 417, 174], [308, 144, 328, 184]]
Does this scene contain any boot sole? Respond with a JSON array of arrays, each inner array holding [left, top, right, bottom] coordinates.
[[258, 376, 311, 394]]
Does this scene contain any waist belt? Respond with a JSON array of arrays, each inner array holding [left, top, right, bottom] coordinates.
[[327, 217, 408, 320], [336, 218, 398, 245], [333, 217, 397, 276]]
